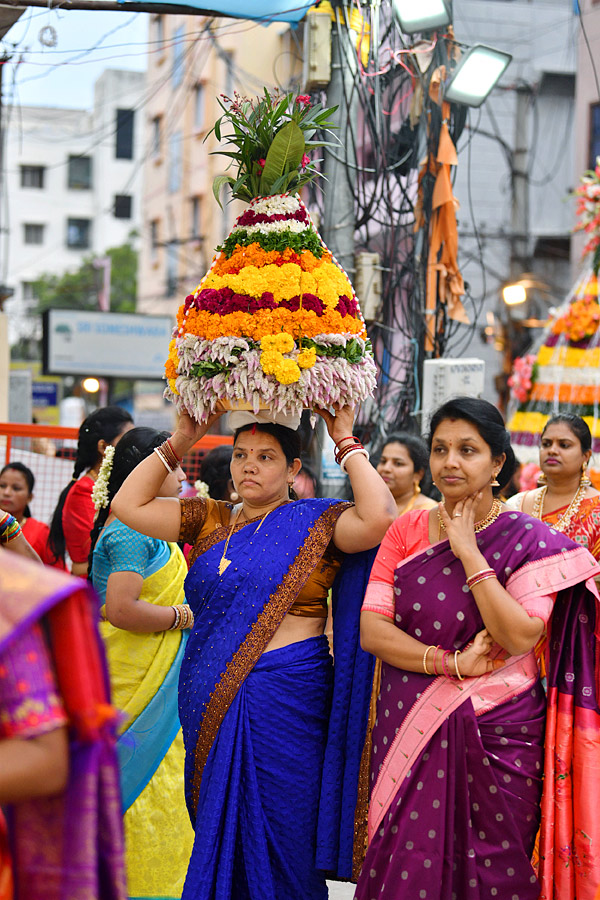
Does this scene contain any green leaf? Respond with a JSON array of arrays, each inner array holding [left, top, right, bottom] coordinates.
[[212, 174, 235, 209], [260, 121, 305, 193]]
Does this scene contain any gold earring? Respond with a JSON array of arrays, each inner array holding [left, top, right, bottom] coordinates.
[[491, 473, 500, 488], [414, 481, 421, 495], [537, 472, 547, 485], [581, 462, 591, 488]]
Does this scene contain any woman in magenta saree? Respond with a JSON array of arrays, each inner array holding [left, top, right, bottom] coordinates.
[[357, 397, 600, 900], [0, 549, 126, 900]]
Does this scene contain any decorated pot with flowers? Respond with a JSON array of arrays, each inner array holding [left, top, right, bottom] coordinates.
[[507, 158, 600, 468], [164, 89, 376, 425]]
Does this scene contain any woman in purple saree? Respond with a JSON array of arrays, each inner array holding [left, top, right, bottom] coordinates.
[[356, 398, 600, 900]]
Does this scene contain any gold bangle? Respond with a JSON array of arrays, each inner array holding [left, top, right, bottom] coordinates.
[[423, 644, 437, 675], [454, 650, 464, 681]]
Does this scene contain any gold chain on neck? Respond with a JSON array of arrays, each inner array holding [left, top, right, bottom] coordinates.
[[531, 480, 587, 533], [438, 498, 503, 540]]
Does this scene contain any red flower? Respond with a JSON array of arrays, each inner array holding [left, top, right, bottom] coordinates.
[[259, 158, 266, 168], [296, 95, 311, 108], [301, 153, 310, 168]]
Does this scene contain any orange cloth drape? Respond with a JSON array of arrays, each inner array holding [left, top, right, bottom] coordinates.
[[415, 69, 468, 350]]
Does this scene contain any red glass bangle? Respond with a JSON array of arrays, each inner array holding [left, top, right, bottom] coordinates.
[[166, 437, 183, 463]]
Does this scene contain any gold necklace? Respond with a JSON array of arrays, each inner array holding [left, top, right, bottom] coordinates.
[[218, 500, 285, 576], [531, 480, 587, 533], [437, 498, 503, 540]]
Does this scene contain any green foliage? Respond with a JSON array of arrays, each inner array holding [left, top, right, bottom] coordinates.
[[32, 237, 138, 315], [217, 228, 324, 258], [206, 88, 339, 205]]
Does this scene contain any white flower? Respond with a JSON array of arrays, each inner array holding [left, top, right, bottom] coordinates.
[[194, 480, 210, 499], [91, 444, 116, 510]]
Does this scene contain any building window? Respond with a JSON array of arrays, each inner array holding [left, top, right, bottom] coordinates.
[[114, 194, 132, 219], [191, 196, 202, 238], [151, 115, 162, 157], [150, 220, 160, 261], [172, 25, 185, 87], [68, 155, 92, 190], [154, 14, 164, 49], [166, 241, 178, 295], [20, 165, 45, 189], [67, 218, 91, 249], [116, 109, 135, 160], [590, 103, 600, 170], [22, 281, 38, 302], [194, 83, 205, 130], [168, 131, 182, 193], [23, 223, 44, 245]]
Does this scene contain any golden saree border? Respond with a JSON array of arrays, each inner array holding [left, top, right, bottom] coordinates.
[[352, 656, 381, 879], [190, 501, 350, 815]]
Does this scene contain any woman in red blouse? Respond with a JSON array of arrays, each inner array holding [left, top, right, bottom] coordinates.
[[48, 405, 133, 575], [0, 463, 65, 568]]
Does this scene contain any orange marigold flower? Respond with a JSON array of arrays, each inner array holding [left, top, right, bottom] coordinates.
[[180, 308, 366, 341], [275, 358, 301, 384]]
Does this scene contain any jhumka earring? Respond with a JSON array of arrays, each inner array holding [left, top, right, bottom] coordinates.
[[537, 472, 547, 485], [490, 473, 500, 488], [581, 463, 592, 488]]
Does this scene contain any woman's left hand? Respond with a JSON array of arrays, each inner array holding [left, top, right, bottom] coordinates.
[[314, 404, 356, 444], [438, 492, 483, 559]]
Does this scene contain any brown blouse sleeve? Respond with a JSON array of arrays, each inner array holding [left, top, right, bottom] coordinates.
[[179, 497, 208, 544]]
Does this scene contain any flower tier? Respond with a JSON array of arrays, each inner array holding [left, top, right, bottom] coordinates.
[[508, 269, 600, 460], [165, 194, 376, 424]]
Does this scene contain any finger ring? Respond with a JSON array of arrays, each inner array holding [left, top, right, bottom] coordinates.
[[453, 513, 462, 518]]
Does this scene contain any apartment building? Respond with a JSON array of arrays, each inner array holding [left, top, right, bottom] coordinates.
[[3, 68, 145, 342], [137, 15, 298, 318]]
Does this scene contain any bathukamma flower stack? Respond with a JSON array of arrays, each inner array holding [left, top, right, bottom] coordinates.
[[164, 89, 376, 425], [508, 270, 600, 462]]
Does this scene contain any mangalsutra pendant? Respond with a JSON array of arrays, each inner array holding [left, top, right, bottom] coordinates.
[[218, 557, 231, 576]]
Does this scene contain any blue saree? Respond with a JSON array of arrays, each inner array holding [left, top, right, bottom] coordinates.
[[178, 498, 375, 900]]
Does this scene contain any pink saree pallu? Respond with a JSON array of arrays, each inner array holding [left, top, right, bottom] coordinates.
[[355, 510, 600, 900]]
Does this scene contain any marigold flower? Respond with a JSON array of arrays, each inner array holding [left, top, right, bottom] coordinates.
[[297, 347, 317, 368], [260, 349, 284, 375], [274, 358, 301, 384]]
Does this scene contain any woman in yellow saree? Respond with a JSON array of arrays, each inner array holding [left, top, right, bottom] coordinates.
[[89, 427, 195, 900]]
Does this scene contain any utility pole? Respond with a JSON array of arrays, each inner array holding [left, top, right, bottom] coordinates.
[[0, 51, 13, 424], [510, 84, 531, 282], [321, 4, 358, 276]]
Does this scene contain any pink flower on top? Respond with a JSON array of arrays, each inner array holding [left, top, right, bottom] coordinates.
[[258, 159, 266, 169], [301, 153, 310, 168], [296, 95, 311, 108]]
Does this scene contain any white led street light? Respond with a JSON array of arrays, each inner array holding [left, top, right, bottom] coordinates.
[[393, 0, 451, 35], [444, 44, 512, 108]]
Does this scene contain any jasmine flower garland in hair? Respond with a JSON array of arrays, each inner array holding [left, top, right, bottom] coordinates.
[[92, 444, 116, 510], [194, 480, 210, 499]]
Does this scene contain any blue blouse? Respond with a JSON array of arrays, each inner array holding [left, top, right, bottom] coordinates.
[[91, 519, 170, 603]]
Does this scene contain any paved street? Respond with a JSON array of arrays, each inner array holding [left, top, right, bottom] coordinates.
[[327, 881, 355, 899]]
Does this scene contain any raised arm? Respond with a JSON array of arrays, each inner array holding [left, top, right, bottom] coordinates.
[[316, 406, 396, 554], [111, 410, 223, 541]]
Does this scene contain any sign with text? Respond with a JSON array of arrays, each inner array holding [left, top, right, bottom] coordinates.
[[43, 310, 173, 380]]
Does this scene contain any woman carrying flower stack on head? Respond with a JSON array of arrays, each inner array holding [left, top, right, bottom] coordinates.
[[111, 404, 396, 900], [88, 427, 194, 900], [356, 397, 600, 900]]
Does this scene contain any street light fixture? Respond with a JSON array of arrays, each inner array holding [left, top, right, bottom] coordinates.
[[502, 283, 528, 307], [393, 0, 451, 35], [444, 44, 512, 108]]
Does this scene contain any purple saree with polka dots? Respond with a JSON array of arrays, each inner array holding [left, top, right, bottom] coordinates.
[[355, 510, 600, 900]]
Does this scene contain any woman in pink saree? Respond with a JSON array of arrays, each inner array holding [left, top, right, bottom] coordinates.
[[356, 397, 600, 900]]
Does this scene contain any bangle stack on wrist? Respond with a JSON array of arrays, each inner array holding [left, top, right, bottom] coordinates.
[[466, 568, 497, 590], [168, 604, 194, 631], [422, 644, 464, 680], [154, 438, 183, 473], [334, 436, 370, 473]]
